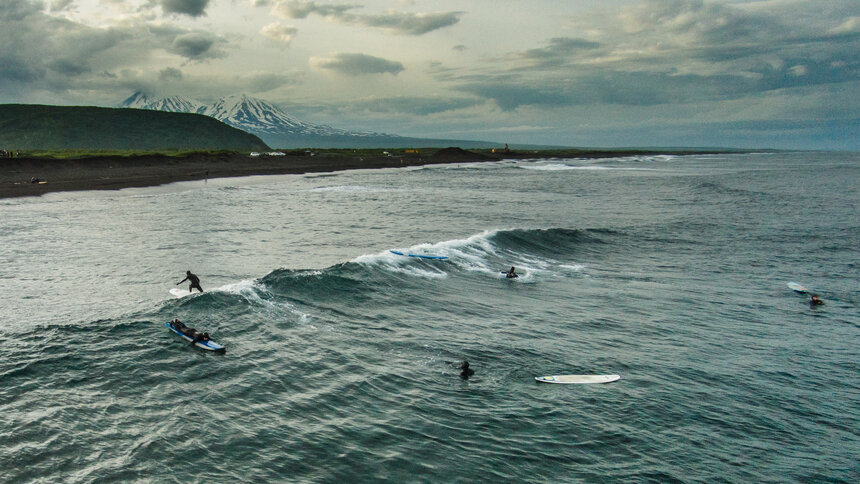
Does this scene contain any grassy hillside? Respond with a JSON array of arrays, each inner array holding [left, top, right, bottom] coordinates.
[[0, 104, 269, 151]]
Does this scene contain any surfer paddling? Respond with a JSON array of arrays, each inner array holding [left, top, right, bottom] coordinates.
[[177, 270, 203, 293]]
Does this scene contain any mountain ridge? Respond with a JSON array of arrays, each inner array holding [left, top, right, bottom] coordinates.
[[0, 104, 269, 151]]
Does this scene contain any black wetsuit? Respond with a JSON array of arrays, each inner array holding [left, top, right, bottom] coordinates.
[[179, 273, 203, 293]]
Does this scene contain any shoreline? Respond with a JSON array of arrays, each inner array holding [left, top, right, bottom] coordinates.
[[0, 148, 730, 199]]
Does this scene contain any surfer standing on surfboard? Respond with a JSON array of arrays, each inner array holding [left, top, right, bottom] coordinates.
[[177, 270, 203, 293]]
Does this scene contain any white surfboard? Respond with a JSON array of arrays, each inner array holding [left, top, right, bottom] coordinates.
[[169, 288, 201, 298], [787, 282, 808, 293], [535, 374, 621, 384]]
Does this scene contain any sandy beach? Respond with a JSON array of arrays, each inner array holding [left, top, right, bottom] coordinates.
[[0, 148, 721, 198]]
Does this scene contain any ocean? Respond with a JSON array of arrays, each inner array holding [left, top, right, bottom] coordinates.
[[0, 151, 857, 483]]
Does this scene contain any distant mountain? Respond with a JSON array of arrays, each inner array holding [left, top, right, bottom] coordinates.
[[0, 104, 269, 151], [119, 92, 499, 149], [122, 92, 203, 114]]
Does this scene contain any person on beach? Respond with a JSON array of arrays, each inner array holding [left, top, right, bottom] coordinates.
[[809, 295, 824, 306], [460, 361, 475, 379], [505, 267, 518, 278], [177, 271, 203, 293]]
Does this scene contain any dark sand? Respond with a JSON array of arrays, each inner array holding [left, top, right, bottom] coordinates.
[[0, 148, 722, 199]]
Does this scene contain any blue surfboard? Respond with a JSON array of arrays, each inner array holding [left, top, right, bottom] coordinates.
[[166, 322, 225, 352], [390, 250, 448, 260]]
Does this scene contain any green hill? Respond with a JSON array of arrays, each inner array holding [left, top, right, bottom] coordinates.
[[0, 104, 269, 151]]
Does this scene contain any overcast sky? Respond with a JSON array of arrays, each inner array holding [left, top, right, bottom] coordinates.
[[1, 0, 858, 149]]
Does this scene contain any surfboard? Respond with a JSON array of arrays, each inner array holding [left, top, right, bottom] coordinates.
[[500, 271, 519, 278], [170, 288, 201, 298], [787, 282, 808, 293], [390, 250, 448, 260], [535, 374, 621, 384], [165, 322, 225, 352]]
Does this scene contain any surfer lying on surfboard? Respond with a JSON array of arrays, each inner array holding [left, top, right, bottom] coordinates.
[[171, 319, 211, 346]]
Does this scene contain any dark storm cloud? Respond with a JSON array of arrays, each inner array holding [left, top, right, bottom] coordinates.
[[161, 0, 211, 17], [274, 1, 461, 35], [313, 53, 404, 76], [170, 32, 225, 60]]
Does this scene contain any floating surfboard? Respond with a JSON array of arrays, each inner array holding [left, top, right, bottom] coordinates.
[[535, 374, 621, 384], [390, 250, 448, 260], [165, 322, 225, 352], [787, 282, 808, 293], [170, 288, 202, 298]]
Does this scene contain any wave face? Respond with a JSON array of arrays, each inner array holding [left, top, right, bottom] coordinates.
[[1, 152, 858, 483]]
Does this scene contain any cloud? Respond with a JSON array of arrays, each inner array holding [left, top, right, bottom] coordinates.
[[359, 10, 461, 35], [260, 22, 298, 44], [511, 37, 602, 69], [455, 80, 573, 111], [273, 0, 356, 20], [49, 0, 75, 12], [349, 96, 482, 115], [272, 1, 461, 35], [159, 67, 183, 81], [244, 72, 297, 92], [169, 32, 225, 60], [445, 0, 860, 113], [310, 53, 404, 76], [161, 0, 211, 17]]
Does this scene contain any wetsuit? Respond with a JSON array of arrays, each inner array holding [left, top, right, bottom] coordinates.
[[178, 273, 203, 293], [459, 362, 475, 379]]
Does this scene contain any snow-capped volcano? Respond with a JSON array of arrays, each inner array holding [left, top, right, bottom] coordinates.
[[119, 91, 385, 141], [121, 92, 203, 114]]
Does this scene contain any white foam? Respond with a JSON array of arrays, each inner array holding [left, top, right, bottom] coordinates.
[[305, 185, 377, 193], [559, 263, 587, 272], [520, 163, 657, 172], [214, 278, 312, 319]]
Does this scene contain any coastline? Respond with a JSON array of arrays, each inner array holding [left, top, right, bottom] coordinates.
[[0, 148, 726, 199]]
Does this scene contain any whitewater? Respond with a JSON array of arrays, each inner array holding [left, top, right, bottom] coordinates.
[[0, 151, 857, 482]]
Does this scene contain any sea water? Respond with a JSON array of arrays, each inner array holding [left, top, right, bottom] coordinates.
[[0, 152, 857, 482]]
